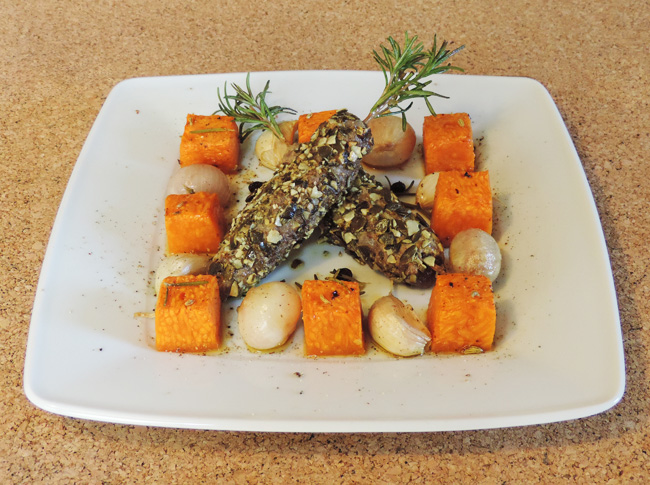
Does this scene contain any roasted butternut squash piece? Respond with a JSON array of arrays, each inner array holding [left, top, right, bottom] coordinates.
[[165, 192, 225, 254], [179, 114, 240, 173], [422, 113, 474, 173], [301, 279, 365, 356], [297, 110, 338, 143], [427, 273, 496, 353], [155, 274, 221, 352], [431, 170, 492, 247]]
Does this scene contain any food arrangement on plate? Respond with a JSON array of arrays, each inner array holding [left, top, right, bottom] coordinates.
[[23, 51, 623, 431], [151, 33, 502, 358]]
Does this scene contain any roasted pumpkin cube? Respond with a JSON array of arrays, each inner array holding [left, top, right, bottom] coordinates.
[[423, 113, 475, 173], [301, 279, 365, 356], [165, 192, 225, 254], [427, 273, 496, 353], [297, 110, 338, 143], [179, 114, 240, 173], [155, 274, 222, 352], [431, 170, 492, 247]]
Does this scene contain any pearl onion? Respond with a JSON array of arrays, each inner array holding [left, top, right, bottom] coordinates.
[[449, 229, 502, 282], [416, 172, 440, 210], [363, 116, 416, 168], [254, 121, 297, 170], [154, 254, 212, 294], [238, 282, 302, 350], [166, 164, 230, 206]]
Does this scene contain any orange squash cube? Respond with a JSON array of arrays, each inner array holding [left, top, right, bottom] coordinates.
[[422, 113, 474, 173], [165, 192, 225, 254], [297, 110, 338, 143], [179, 114, 240, 173], [155, 274, 222, 352], [431, 170, 492, 247], [301, 279, 365, 356], [427, 273, 496, 353]]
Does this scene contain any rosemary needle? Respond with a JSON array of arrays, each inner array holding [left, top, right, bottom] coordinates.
[[163, 280, 209, 306], [189, 128, 235, 134]]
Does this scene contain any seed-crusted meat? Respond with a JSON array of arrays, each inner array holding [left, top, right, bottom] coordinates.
[[323, 170, 445, 288], [209, 110, 373, 298]]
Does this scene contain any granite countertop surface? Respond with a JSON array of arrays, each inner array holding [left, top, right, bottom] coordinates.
[[2, 0, 649, 482]]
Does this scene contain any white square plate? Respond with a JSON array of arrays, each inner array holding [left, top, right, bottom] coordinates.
[[24, 71, 624, 432]]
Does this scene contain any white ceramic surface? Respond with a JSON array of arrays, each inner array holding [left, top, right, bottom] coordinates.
[[23, 71, 624, 432]]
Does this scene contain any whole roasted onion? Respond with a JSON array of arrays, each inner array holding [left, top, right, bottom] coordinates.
[[363, 116, 416, 168], [449, 229, 502, 282], [166, 164, 231, 206]]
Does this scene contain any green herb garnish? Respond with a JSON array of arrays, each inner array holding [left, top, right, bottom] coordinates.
[[163, 280, 209, 306], [462, 346, 484, 355], [189, 128, 235, 134], [364, 32, 464, 127], [214, 32, 463, 142], [216, 73, 297, 142]]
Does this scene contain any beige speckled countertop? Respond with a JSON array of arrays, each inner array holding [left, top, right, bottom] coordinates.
[[2, 0, 649, 482]]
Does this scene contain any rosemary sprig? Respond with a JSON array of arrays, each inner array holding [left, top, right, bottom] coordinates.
[[365, 32, 465, 126], [216, 73, 297, 142]]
